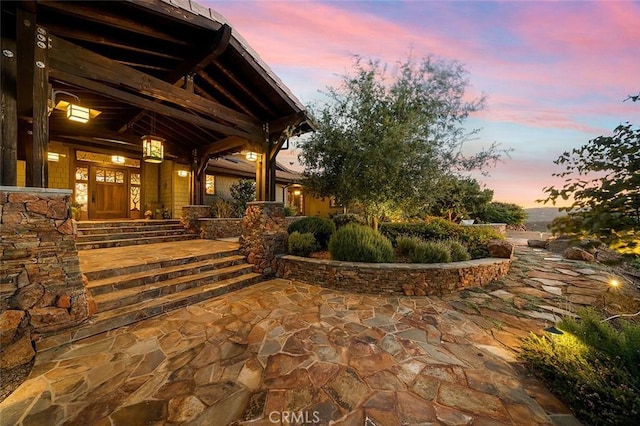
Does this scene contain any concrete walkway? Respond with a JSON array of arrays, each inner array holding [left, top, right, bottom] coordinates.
[[2, 244, 626, 425]]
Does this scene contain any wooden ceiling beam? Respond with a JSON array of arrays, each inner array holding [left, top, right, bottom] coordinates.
[[115, 60, 172, 72], [48, 35, 262, 136], [49, 69, 261, 143], [211, 61, 272, 114], [196, 136, 248, 177], [43, 24, 183, 61], [39, 1, 191, 46], [197, 69, 256, 118], [117, 24, 232, 133]]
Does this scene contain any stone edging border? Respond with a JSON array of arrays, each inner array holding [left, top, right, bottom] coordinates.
[[276, 255, 512, 296]]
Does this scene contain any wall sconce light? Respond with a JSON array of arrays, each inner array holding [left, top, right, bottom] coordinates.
[[112, 155, 125, 164], [245, 151, 259, 162], [142, 135, 164, 163], [47, 152, 60, 162], [177, 170, 189, 177], [50, 90, 101, 123], [293, 189, 301, 196]]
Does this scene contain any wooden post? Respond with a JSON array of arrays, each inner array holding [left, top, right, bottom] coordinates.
[[1, 38, 18, 186], [16, 9, 48, 188]]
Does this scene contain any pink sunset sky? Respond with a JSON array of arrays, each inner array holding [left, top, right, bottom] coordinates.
[[207, 0, 640, 208]]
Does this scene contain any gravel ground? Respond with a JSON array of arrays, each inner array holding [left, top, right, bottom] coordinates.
[[0, 360, 34, 403]]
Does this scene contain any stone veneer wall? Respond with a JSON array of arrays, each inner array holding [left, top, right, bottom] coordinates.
[[0, 187, 92, 368], [240, 202, 288, 275], [277, 256, 512, 296], [181, 205, 211, 234], [199, 218, 242, 239]]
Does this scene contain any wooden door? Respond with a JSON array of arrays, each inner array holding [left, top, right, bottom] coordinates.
[[89, 166, 128, 219]]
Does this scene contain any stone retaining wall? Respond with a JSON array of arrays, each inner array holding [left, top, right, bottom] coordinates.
[[240, 202, 288, 275], [277, 256, 511, 296], [1, 187, 93, 368], [199, 218, 242, 239], [467, 223, 507, 236], [181, 205, 210, 234]]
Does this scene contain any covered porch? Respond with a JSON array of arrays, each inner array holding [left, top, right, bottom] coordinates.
[[1, 0, 313, 220]]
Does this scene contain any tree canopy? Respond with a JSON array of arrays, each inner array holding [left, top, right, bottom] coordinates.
[[299, 55, 504, 228], [541, 122, 640, 254]]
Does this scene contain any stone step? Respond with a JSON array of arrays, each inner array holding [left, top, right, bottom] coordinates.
[[35, 272, 263, 353], [95, 263, 254, 311], [76, 228, 189, 242], [83, 249, 241, 281], [77, 223, 185, 236], [76, 219, 181, 229], [87, 254, 246, 295], [76, 233, 198, 250]]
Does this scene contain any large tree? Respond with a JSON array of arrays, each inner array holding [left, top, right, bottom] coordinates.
[[541, 122, 640, 254], [299, 56, 503, 229]]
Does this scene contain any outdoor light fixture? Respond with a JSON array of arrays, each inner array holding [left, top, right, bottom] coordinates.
[[177, 170, 189, 177], [50, 90, 101, 123], [293, 190, 301, 196], [142, 135, 164, 163], [245, 151, 259, 161], [47, 152, 60, 162], [609, 279, 619, 288], [112, 155, 125, 164], [543, 326, 564, 335]]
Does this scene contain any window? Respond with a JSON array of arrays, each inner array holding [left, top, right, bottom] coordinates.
[[130, 173, 141, 211], [205, 175, 215, 195], [74, 166, 88, 211]]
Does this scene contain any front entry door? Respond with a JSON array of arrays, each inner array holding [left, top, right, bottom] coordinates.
[[89, 166, 128, 219]]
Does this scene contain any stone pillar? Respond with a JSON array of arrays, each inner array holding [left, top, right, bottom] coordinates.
[[1, 187, 91, 368], [240, 201, 288, 275], [181, 205, 210, 234]]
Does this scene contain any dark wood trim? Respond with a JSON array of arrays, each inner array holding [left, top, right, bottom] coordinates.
[[32, 24, 49, 187], [196, 136, 247, 177], [197, 69, 255, 117], [41, 1, 192, 46], [211, 61, 272, 114], [48, 35, 262, 135], [1, 38, 18, 185], [49, 69, 262, 144]]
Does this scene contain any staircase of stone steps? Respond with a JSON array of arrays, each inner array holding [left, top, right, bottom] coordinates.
[[35, 243, 263, 353], [75, 219, 198, 250]]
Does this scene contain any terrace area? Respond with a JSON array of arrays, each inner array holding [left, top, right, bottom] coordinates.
[[1, 238, 616, 425]]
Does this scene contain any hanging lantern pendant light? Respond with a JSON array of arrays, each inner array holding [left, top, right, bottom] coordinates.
[[142, 113, 164, 163]]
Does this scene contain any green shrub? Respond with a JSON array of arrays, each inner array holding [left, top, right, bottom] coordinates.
[[380, 219, 502, 259], [288, 232, 319, 257], [446, 239, 471, 262], [329, 224, 394, 263], [331, 213, 367, 229], [284, 205, 297, 217], [410, 241, 452, 263], [288, 216, 336, 249], [396, 235, 423, 256], [479, 202, 527, 226], [519, 308, 640, 425]]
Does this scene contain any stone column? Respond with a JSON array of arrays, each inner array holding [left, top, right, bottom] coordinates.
[[181, 205, 210, 235], [1, 187, 93, 368], [240, 201, 288, 275]]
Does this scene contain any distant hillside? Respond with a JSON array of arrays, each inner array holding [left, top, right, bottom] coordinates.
[[524, 207, 568, 232], [524, 207, 567, 222]]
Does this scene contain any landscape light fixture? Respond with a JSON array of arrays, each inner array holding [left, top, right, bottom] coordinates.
[[50, 89, 101, 123], [112, 155, 125, 164], [543, 326, 564, 335], [245, 151, 259, 161]]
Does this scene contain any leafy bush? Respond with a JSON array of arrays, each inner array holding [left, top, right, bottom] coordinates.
[[329, 224, 394, 263], [380, 218, 502, 259], [519, 308, 640, 425], [230, 179, 256, 217], [396, 235, 423, 256], [446, 239, 471, 262], [288, 216, 336, 249], [410, 241, 451, 263], [331, 213, 367, 229], [479, 202, 527, 226], [288, 232, 319, 257], [284, 205, 297, 217], [210, 197, 235, 218], [548, 214, 586, 237]]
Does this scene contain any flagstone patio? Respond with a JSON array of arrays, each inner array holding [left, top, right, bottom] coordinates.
[[3, 242, 630, 425]]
